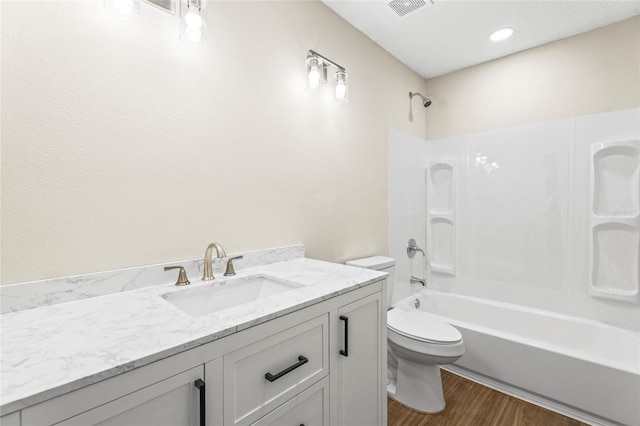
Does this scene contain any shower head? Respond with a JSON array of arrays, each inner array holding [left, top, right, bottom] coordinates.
[[409, 91, 432, 108]]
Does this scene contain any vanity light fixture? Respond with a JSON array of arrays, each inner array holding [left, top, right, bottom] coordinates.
[[489, 27, 514, 42], [180, 0, 206, 44], [306, 50, 349, 104], [106, 0, 208, 45]]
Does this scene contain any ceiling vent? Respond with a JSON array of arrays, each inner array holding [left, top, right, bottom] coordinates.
[[387, 0, 431, 18]]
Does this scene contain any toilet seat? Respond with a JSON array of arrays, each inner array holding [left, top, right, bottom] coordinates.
[[387, 308, 462, 344]]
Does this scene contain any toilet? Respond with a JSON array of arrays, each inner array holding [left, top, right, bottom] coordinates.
[[346, 256, 465, 413]]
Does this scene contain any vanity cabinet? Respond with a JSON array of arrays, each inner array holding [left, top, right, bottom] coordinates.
[[16, 280, 385, 426]]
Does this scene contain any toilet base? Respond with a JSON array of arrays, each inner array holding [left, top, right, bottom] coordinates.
[[387, 392, 445, 415], [389, 356, 446, 414]]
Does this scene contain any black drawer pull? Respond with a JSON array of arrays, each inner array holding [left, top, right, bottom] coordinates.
[[265, 355, 308, 382], [339, 315, 349, 357], [194, 379, 205, 426]]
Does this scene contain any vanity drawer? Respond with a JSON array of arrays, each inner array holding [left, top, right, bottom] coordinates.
[[251, 377, 328, 426], [223, 314, 329, 426]]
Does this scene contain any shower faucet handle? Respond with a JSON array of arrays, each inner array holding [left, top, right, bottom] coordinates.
[[407, 238, 425, 258]]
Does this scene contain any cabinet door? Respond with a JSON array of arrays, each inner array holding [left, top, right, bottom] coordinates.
[[0, 411, 20, 426], [56, 366, 205, 426], [336, 292, 384, 426]]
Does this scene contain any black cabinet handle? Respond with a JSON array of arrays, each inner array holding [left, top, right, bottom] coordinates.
[[194, 379, 205, 426], [339, 315, 349, 357], [265, 355, 308, 382]]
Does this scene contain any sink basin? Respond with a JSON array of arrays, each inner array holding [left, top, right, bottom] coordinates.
[[161, 275, 301, 317]]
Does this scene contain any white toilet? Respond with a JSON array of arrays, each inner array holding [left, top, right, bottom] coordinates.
[[346, 256, 465, 413]]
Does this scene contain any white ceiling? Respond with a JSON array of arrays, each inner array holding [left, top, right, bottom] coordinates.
[[322, 0, 640, 79]]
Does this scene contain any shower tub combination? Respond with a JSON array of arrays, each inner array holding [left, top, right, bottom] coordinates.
[[395, 289, 640, 426]]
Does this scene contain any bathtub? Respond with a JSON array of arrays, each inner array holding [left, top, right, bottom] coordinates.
[[395, 289, 640, 426]]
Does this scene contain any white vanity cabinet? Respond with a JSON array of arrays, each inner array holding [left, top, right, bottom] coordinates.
[[15, 280, 385, 426]]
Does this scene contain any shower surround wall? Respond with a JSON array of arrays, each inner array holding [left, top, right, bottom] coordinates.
[[388, 107, 640, 331]]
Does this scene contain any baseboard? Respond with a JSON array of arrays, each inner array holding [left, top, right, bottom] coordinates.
[[442, 365, 620, 426]]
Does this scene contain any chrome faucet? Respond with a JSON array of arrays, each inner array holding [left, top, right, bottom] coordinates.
[[202, 242, 227, 280]]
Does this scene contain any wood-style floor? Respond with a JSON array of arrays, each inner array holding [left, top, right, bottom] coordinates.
[[387, 370, 588, 426]]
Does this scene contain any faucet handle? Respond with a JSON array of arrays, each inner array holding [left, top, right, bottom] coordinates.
[[407, 238, 425, 258], [223, 255, 244, 277], [164, 266, 191, 286]]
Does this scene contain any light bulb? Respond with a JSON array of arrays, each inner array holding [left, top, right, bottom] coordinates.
[[335, 80, 346, 100], [113, 0, 134, 15], [334, 70, 348, 103], [308, 65, 321, 89], [185, 5, 203, 29], [185, 27, 202, 43]]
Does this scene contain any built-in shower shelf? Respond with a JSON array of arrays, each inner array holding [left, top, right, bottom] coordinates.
[[592, 287, 638, 296], [588, 139, 640, 304], [427, 159, 456, 276], [429, 210, 454, 221], [592, 216, 638, 226], [429, 263, 455, 275]]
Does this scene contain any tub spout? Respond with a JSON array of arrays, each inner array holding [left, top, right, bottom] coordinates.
[[410, 276, 426, 286]]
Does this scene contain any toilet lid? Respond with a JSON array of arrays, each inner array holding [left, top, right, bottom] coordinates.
[[387, 308, 462, 344]]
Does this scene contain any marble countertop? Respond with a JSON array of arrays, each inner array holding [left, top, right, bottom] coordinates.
[[0, 258, 386, 414]]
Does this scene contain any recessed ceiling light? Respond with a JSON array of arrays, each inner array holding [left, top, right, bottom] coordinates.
[[489, 27, 514, 42]]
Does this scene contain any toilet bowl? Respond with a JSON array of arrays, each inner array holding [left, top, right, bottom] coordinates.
[[346, 256, 465, 414], [387, 308, 464, 413]]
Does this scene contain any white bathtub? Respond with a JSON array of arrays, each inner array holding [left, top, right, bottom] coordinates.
[[395, 289, 640, 426]]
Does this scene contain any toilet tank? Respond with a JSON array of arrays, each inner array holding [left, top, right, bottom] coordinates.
[[346, 256, 395, 306]]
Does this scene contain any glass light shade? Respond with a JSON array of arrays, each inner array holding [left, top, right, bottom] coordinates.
[[334, 70, 348, 104], [180, 0, 206, 44], [308, 67, 320, 88], [114, 0, 134, 14], [185, 27, 202, 43], [306, 56, 322, 89], [335, 80, 346, 100], [185, 4, 203, 29]]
